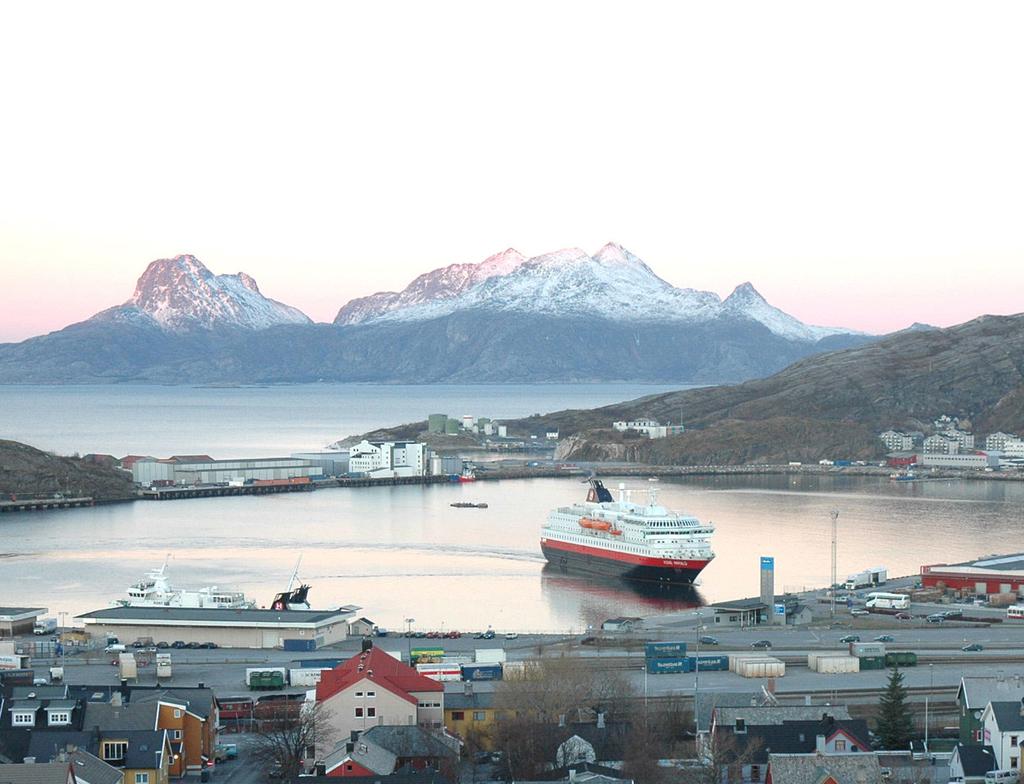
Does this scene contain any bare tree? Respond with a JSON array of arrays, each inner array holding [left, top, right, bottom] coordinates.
[[251, 700, 332, 779], [679, 731, 765, 784]]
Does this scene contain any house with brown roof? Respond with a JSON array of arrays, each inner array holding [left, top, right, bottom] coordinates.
[[315, 647, 444, 760]]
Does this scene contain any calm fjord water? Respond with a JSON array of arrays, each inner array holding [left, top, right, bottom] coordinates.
[[2, 384, 1022, 632]]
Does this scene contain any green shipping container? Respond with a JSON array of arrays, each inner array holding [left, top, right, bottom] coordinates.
[[859, 656, 886, 670], [884, 652, 918, 667], [269, 672, 285, 688]]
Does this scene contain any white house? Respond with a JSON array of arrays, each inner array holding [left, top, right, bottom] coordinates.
[[879, 430, 914, 452], [986, 432, 1019, 452], [980, 700, 1024, 773]]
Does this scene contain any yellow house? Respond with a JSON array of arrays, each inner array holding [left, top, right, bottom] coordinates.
[[444, 692, 498, 750], [97, 730, 171, 784]]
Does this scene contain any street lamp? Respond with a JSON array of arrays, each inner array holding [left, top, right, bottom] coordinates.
[[405, 618, 415, 661], [694, 611, 705, 743], [924, 663, 934, 747]]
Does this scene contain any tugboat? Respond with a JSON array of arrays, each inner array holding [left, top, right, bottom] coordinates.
[[450, 501, 488, 509], [540, 478, 715, 584], [270, 556, 313, 610]]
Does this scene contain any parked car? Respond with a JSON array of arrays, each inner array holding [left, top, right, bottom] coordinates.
[[961, 643, 984, 652], [33, 677, 48, 686], [580, 636, 597, 646], [839, 635, 860, 643], [201, 642, 218, 649], [926, 614, 946, 624], [505, 632, 519, 640], [171, 640, 187, 649], [156, 641, 170, 649], [943, 609, 963, 619], [131, 641, 146, 648], [186, 641, 203, 649], [475, 630, 496, 640], [895, 613, 912, 620], [751, 640, 772, 649], [214, 743, 238, 762], [874, 635, 895, 642], [699, 636, 719, 645], [445, 630, 461, 639], [850, 609, 869, 617]]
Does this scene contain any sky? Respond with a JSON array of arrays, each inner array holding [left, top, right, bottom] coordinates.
[[1, 1, 1022, 342]]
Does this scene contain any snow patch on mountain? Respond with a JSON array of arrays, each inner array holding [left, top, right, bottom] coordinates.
[[110, 254, 311, 331], [336, 242, 851, 340]]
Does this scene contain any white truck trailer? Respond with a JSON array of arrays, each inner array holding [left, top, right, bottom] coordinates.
[[845, 566, 887, 590]]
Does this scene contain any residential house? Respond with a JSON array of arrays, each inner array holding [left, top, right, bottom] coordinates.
[[924, 434, 960, 455], [315, 647, 444, 760], [986, 432, 1018, 452], [879, 430, 915, 452], [66, 751, 124, 784], [81, 701, 172, 784], [17, 728, 169, 784], [949, 743, 997, 783], [765, 752, 882, 784], [443, 691, 497, 749], [600, 618, 642, 633], [0, 762, 78, 784], [321, 725, 460, 777], [284, 775, 451, 784], [956, 676, 1024, 744], [709, 709, 867, 783], [980, 700, 1024, 774], [129, 687, 218, 776]]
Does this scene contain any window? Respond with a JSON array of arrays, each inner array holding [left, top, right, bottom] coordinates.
[[1014, 758, 1020, 770], [103, 741, 128, 762], [473, 711, 486, 721], [367, 707, 376, 718], [451, 711, 465, 721], [173, 709, 182, 718], [355, 707, 364, 718], [749, 764, 761, 782], [366, 691, 375, 698], [172, 730, 183, 740], [355, 692, 363, 698], [1014, 736, 1020, 748], [48, 712, 70, 726], [135, 774, 149, 784], [834, 740, 847, 751], [12, 712, 34, 726]]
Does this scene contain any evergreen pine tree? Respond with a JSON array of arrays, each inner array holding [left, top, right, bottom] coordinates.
[[875, 667, 915, 749]]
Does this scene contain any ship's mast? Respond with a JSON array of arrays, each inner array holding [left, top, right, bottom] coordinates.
[[287, 554, 303, 593]]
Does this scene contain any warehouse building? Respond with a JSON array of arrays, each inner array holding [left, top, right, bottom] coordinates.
[[0, 607, 47, 637], [918, 452, 1000, 470], [921, 553, 1024, 596], [76, 605, 359, 649], [291, 451, 350, 476], [131, 456, 323, 486]]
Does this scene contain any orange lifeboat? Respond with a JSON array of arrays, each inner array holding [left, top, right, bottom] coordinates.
[[609, 528, 623, 536], [591, 520, 612, 531], [579, 518, 596, 529]]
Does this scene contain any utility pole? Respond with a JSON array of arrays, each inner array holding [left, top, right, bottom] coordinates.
[[830, 510, 839, 619]]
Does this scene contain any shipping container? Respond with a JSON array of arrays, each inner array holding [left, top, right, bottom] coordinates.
[[410, 647, 445, 664], [282, 638, 317, 652], [736, 658, 786, 678], [645, 641, 687, 659], [441, 655, 473, 665], [246, 667, 288, 688], [156, 653, 172, 680], [475, 648, 507, 664], [884, 651, 918, 667], [809, 655, 859, 674], [729, 655, 771, 673], [118, 653, 138, 680], [461, 664, 504, 681], [850, 642, 886, 657], [415, 663, 461, 681], [859, 655, 886, 670], [646, 657, 691, 674], [217, 697, 256, 721], [692, 655, 729, 672], [291, 658, 344, 670], [288, 667, 327, 686]]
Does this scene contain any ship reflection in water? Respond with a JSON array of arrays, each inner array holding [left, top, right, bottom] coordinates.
[[541, 563, 704, 630]]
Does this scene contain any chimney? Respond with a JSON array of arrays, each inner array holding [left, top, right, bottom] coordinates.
[[463, 681, 473, 696], [558, 714, 566, 727], [24, 757, 37, 764], [766, 677, 776, 694], [805, 695, 812, 706], [362, 638, 373, 653], [198, 682, 205, 689], [815, 735, 827, 753], [111, 692, 123, 707], [597, 712, 605, 729]]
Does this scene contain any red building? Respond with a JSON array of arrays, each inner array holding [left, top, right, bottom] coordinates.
[[921, 554, 1024, 595], [886, 452, 918, 467]]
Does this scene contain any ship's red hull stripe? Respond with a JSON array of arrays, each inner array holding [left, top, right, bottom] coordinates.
[[540, 537, 710, 569]]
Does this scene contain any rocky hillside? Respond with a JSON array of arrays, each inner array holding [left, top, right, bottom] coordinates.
[[504, 312, 1024, 465], [0, 440, 137, 501]]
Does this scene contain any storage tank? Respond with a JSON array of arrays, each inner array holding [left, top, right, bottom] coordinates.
[[644, 641, 688, 659]]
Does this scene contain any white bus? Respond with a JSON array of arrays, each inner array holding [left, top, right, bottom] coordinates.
[[1006, 605, 1024, 621], [865, 592, 910, 610]]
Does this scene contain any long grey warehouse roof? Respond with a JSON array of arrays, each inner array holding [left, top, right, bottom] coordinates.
[[76, 606, 352, 623]]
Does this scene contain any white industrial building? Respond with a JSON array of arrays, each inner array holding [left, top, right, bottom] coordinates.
[[919, 453, 1000, 469], [131, 456, 323, 486], [986, 432, 1018, 451], [612, 419, 684, 439], [348, 440, 429, 478], [291, 451, 350, 476]]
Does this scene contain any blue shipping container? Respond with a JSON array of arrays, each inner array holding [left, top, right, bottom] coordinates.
[[283, 639, 317, 652], [646, 657, 692, 674], [644, 641, 688, 659], [292, 658, 343, 669], [692, 655, 729, 671], [461, 664, 504, 681], [834, 460, 852, 466]]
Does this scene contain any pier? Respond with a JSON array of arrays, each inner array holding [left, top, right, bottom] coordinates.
[[140, 483, 314, 501], [0, 496, 95, 513]]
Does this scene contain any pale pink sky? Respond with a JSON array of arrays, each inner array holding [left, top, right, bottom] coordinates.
[[1, 1, 1022, 343]]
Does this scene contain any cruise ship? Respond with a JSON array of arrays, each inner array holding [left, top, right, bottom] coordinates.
[[540, 479, 715, 584]]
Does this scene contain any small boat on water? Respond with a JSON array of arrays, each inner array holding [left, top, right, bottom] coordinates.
[[889, 470, 918, 481], [450, 502, 488, 509]]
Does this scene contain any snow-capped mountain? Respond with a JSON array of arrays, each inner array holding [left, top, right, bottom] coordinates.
[[95, 254, 311, 331], [334, 242, 850, 341], [335, 248, 525, 325]]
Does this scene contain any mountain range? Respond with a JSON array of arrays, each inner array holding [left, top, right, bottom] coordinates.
[[0, 247, 873, 384]]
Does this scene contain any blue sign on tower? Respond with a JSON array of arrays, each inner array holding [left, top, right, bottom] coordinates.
[[760, 556, 774, 570]]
